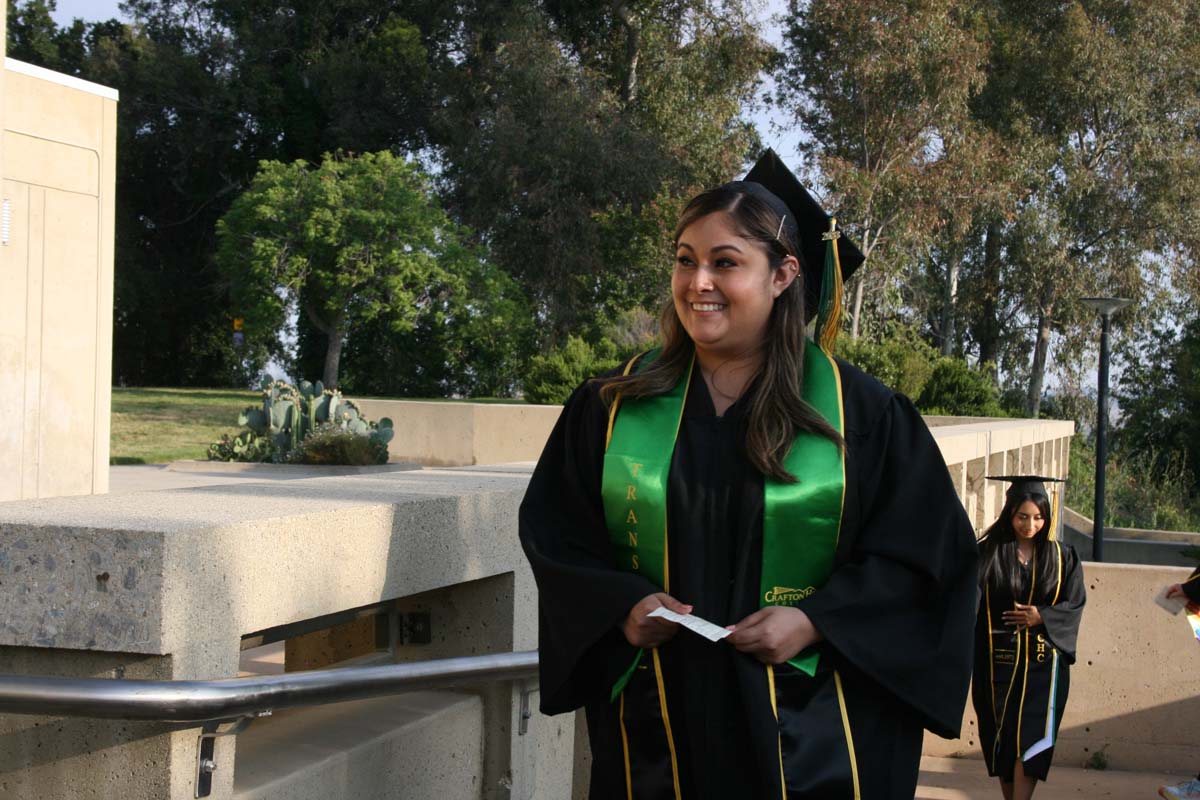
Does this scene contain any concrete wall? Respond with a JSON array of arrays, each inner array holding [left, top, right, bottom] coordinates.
[[925, 561, 1200, 773], [350, 399, 561, 467], [352, 402, 1075, 496], [1062, 506, 1200, 567], [0, 56, 117, 502]]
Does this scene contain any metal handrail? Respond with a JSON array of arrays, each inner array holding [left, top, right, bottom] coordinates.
[[0, 650, 539, 722]]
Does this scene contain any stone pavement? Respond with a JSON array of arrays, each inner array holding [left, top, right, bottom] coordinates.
[[918, 756, 1187, 798]]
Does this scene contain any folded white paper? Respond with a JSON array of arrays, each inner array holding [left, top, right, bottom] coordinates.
[[647, 607, 732, 642]]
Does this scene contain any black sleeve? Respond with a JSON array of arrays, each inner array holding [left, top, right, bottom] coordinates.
[[1181, 566, 1200, 605], [1038, 544, 1086, 664], [797, 393, 980, 739], [518, 381, 660, 714]]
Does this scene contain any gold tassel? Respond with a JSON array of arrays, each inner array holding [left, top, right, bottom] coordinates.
[[818, 218, 844, 353]]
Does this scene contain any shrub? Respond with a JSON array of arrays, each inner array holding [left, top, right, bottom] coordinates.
[[206, 430, 274, 463], [916, 358, 1006, 417], [287, 423, 388, 466], [523, 336, 622, 405], [835, 330, 938, 399], [208, 378, 394, 464], [1067, 433, 1200, 532]]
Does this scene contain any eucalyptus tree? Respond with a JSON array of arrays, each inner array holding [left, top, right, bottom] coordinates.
[[971, 0, 1200, 415], [776, 0, 995, 340]]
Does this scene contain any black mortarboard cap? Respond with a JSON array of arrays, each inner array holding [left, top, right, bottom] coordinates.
[[987, 475, 1066, 501], [723, 149, 866, 313]]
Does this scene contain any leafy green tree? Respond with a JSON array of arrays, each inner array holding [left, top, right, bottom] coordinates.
[[1115, 313, 1200, 491], [11, 0, 769, 383], [216, 151, 507, 389], [5, 0, 86, 71], [916, 357, 1005, 417], [834, 327, 938, 399], [777, 0, 1006, 341], [10, 0, 450, 386], [438, 1, 765, 342], [967, 0, 1200, 415], [523, 336, 622, 405], [337, 256, 535, 398]]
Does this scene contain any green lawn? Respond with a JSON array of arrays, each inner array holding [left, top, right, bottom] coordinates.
[[110, 387, 259, 464]]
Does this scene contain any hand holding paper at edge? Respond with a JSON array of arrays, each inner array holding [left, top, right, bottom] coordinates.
[[647, 606, 733, 642], [1155, 585, 1188, 616]]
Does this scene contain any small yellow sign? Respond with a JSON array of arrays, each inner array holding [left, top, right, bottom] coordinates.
[[233, 318, 244, 331]]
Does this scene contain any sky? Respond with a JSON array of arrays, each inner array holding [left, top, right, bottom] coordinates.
[[49, 0, 123, 24]]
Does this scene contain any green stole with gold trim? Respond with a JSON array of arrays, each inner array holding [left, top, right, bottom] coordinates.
[[602, 339, 845, 697]]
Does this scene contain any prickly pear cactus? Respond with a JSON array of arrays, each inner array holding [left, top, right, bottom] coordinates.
[[210, 377, 392, 464]]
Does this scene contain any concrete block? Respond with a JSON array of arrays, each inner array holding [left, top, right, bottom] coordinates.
[[348, 400, 562, 467], [232, 692, 484, 800]]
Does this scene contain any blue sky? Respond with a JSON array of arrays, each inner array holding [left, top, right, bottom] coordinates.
[[49, 0, 122, 24]]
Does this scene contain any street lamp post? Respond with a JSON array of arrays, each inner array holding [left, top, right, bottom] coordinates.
[[1080, 297, 1133, 562]]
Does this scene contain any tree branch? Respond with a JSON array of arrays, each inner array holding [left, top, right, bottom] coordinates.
[[611, 2, 640, 106]]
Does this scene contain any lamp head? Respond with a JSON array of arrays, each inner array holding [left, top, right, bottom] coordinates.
[[1081, 297, 1133, 316]]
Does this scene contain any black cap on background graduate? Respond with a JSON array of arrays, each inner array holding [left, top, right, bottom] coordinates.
[[987, 475, 1066, 502], [722, 149, 865, 351]]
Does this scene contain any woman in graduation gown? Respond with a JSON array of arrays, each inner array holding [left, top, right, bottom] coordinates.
[[972, 478, 1086, 799], [519, 150, 980, 799]]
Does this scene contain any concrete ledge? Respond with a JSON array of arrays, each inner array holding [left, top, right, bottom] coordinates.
[[928, 417, 1075, 465], [0, 467, 537, 656], [351, 400, 1077, 478], [1062, 507, 1200, 566], [1064, 506, 1200, 543], [167, 460, 421, 475]]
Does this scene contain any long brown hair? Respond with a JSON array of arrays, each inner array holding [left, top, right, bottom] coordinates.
[[595, 186, 844, 482]]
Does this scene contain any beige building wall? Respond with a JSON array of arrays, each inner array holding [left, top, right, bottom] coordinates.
[[0, 56, 117, 502]]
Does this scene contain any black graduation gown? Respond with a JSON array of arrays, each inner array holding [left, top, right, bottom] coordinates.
[[972, 542, 1086, 782], [519, 358, 980, 799]]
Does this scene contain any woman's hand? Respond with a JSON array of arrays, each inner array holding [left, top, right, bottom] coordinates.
[[1166, 583, 1187, 599], [1002, 603, 1043, 629], [622, 593, 692, 648], [726, 606, 822, 665]]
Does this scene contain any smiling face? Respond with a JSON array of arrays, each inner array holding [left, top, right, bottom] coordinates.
[[1011, 500, 1046, 542], [671, 211, 798, 363]]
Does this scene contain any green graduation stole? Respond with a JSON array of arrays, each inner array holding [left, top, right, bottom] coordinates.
[[602, 339, 846, 697]]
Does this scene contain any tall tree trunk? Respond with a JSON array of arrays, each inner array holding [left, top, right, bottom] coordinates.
[[940, 253, 960, 356], [976, 222, 1002, 370], [323, 330, 344, 389], [613, 3, 640, 105], [303, 300, 345, 389], [850, 273, 865, 340], [1026, 305, 1053, 417]]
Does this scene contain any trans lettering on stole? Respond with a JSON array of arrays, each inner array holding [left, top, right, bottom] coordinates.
[[626, 462, 643, 572]]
